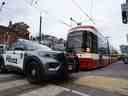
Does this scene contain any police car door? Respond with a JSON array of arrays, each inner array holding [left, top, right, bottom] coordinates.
[[12, 50, 24, 68], [4, 42, 24, 69]]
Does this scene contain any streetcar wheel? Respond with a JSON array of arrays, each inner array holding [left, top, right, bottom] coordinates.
[[26, 61, 44, 84], [123, 58, 128, 64], [74, 58, 80, 72]]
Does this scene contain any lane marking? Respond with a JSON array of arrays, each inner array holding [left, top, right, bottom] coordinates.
[[72, 90, 90, 96], [61, 87, 91, 96]]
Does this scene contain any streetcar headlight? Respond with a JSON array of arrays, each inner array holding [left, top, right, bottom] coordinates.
[[86, 48, 91, 53]]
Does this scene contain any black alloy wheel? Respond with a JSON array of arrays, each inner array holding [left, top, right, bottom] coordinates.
[[26, 61, 44, 84]]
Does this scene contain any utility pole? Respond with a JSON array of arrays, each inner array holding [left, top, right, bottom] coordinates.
[[106, 36, 111, 64], [39, 13, 42, 43]]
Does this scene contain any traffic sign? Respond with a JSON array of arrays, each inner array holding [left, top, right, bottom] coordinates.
[[121, 3, 128, 24]]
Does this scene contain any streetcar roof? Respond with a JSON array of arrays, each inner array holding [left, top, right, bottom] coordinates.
[[68, 25, 107, 42], [69, 25, 97, 32]]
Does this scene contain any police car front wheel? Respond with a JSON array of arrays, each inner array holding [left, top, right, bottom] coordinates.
[[26, 61, 44, 84]]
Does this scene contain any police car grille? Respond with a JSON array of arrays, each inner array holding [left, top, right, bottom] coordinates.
[[54, 53, 65, 62]]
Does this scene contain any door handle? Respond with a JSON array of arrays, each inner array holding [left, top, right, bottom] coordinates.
[[20, 53, 23, 58], [13, 51, 16, 54]]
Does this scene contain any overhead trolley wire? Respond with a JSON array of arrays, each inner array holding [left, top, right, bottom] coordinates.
[[71, 0, 96, 25], [24, 0, 71, 28]]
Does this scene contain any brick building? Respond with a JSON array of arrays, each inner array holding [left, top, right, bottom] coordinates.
[[0, 23, 30, 44]]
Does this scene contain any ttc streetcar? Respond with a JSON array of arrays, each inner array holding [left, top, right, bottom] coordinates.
[[66, 25, 117, 70]]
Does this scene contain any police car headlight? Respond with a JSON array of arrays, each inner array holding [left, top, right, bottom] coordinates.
[[39, 52, 53, 58], [48, 63, 60, 68], [38, 52, 45, 57]]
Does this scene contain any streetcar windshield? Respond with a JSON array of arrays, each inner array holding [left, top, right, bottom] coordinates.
[[67, 30, 98, 53], [67, 31, 83, 52]]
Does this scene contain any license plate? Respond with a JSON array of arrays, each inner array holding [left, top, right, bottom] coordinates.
[[68, 65, 73, 70]]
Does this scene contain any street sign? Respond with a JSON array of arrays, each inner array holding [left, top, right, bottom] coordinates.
[[121, 3, 128, 12]]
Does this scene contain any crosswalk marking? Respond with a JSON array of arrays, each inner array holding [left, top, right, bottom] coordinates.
[[0, 79, 28, 91], [20, 84, 91, 96], [0, 74, 91, 96]]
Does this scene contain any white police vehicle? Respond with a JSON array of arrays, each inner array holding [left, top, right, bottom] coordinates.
[[0, 39, 78, 83]]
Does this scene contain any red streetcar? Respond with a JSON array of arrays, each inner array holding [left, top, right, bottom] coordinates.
[[66, 25, 116, 70]]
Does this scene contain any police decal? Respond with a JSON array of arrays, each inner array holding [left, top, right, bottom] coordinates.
[[6, 55, 17, 64]]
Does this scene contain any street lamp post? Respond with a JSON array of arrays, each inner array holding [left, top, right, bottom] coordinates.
[[39, 13, 42, 43], [106, 36, 111, 64]]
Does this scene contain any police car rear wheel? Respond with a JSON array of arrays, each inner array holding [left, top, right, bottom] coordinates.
[[0, 61, 7, 73], [26, 61, 44, 84]]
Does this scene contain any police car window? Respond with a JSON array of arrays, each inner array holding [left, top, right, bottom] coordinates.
[[8, 41, 25, 50], [14, 41, 24, 50], [7, 43, 16, 50]]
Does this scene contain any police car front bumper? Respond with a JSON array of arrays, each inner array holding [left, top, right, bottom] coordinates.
[[43, 63, 69, 79]]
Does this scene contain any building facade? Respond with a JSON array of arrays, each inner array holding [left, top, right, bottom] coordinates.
[[0, 25, 29, 45]]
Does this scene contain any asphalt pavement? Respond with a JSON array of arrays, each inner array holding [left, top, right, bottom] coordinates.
[[0, 61, 128, 96]]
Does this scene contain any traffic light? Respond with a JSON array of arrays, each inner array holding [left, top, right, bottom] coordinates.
[[122, 11, 127, 24]]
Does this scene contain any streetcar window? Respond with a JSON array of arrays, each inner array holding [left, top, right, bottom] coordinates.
[[82, 31, 98, 53], [98, 38, 109, 55], [66, 31, 83, 52]]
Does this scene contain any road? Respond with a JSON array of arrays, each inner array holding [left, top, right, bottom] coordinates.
[[0, 61, 128, 96]]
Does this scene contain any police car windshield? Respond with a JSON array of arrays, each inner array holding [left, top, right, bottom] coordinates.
[[26, 42, 52, 51], [19, 39, 52, 51]]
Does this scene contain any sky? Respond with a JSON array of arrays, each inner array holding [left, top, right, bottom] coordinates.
[[0, 0, 127, 51]]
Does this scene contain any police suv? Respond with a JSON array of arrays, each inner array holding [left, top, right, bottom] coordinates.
[[0, 39, 78, 83]]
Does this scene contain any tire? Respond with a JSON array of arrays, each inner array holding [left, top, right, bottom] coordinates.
[[123, 58, 128, 64], [26, 61, 44, 84], [74, 58, 80, 72], [0, 60, 7, 73], [61, 64, 69, 79]]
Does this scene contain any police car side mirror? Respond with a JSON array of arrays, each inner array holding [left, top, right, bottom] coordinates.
[[14, 46, 25, 51], [15, 48, 25, 51]]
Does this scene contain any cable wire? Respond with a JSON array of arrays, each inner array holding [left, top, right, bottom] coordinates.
[[71, 0, 95, 24], [24, 0, 71, 27]]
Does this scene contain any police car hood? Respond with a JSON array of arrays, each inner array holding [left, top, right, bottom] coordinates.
[[36, 49, 64, 55]]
